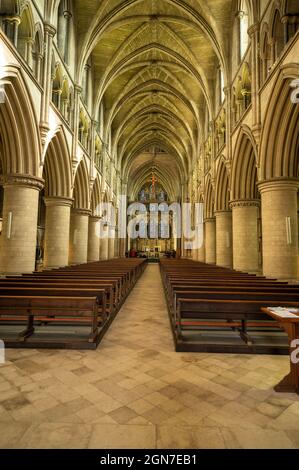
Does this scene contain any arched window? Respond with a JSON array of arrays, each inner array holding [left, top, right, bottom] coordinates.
[[32, 29, 43, 83], [283, 0, 299, 43], [0, 0, 20, 45], [272, 10, 285, 61], [239, 0, 249, 59], [57, 1, 65, 58], [82, 57, 92, 106], [261, 30, 272, 82], [17, 7, 34, 67], [52, 63, 63, 109], [61, 78, 70, 119], [56, 1, 72, 64]]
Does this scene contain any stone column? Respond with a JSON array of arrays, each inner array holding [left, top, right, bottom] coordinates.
[[248, 24, 261, 135], [108, 227, 115, 259], [0, 175, 44, 274], [63, 11, 72, 65], [259, 179, 299, 280], [196, 223, 205, 262], [119, 238, 126, 258], [99, 225, 109, 260], [69, 209, 91, 265], [40, 23, 56, 143], [205, 218, 216, 264], [34, 53, 43, 83], [88, 216, 100, 262], [44, 197, 73, 268], [215, 211, 233, 268], [25, 38, 34, 69], [230, 200, 260, 273], [114, 232, 120, 258]]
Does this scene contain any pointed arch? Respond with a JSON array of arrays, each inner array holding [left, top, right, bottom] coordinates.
[[91, 175, 102, 215], [43, 128, 72, 198], [17, 2, 34, 61], [33, 23, 44, 82], [231, 126, 258, 200], [215, 159, 230, 211], [259, 64, 299, 180], [0, 66, 41, 176], [204, 175, 215, 219], [271, 8, 285, 60], [73, 158, 90, 210]]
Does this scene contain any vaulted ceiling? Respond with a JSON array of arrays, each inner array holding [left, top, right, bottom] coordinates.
[[74, 0, 234, 199]]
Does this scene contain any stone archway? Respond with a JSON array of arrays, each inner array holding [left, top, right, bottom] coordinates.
[[215, 159, 232, 268], [259, 65, 299, 279], [0, 70, 43, 274], [42, 129, 73, 268], [231, 127, 260, 273]]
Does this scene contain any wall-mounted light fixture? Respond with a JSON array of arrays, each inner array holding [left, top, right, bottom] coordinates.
[[286, 217, 292, 245], [7, 212, 13, 239]]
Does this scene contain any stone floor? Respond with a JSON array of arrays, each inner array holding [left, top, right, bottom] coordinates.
[[0, 264, 299, 449]]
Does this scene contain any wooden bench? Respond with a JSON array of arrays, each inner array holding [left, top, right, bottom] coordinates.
[[0, 296, 100, 346], [0, 259, 147, 350], [160, 259, 299, 354]]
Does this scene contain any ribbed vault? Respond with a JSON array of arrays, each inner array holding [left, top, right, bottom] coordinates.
[[73, 0, 233, 200]]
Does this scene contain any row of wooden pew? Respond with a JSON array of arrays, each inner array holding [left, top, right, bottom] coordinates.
[[0, 259, 147, 349], [160, 259, 299, 354]]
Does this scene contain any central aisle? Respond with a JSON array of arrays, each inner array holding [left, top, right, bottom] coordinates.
[[106, 263, 174, 356], [1, 265, 297, 449]]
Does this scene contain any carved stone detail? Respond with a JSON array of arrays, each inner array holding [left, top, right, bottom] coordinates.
[[230, 199, 260, 209], [2, 174, 44, 191]]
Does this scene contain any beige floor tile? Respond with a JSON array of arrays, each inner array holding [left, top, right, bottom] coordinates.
[[1, 265, 299, 449], [88, 424, 156, 449], [157, 425, 196, 449], [0, 422, 31, 448], [18, 422, 93, 449], [109, 406, 139, 424], [227, 427, 295, 449], [142, 406, 170, 425], [192, 426, 227, 449]]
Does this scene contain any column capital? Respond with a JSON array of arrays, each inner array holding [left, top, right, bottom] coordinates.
[[44, 23, 56, 37], [44, 196, 74, 208], [230, 199, 260, 209], [74, 84, 83, 95], [258, 178, 299, 194], [89, 215, 101, 222], [2, 174, 44, 191], [204, 217, 216, 224], [4, 16, 21, 25], [281, 14, 299, 25], [64, 10, 72, 20], [248, 23, 259, 38], [214, 210, 232, 216], [72, 208, 92, 217]]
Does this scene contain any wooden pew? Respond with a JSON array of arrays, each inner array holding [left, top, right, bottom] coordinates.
[[0, 279, 118, 315], [0, 259, 147, 350], [0, 296, 100, 346], [160, 259, 299, 354]]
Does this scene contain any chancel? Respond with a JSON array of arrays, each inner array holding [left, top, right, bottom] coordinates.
[[0, 0, 299, 452]]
